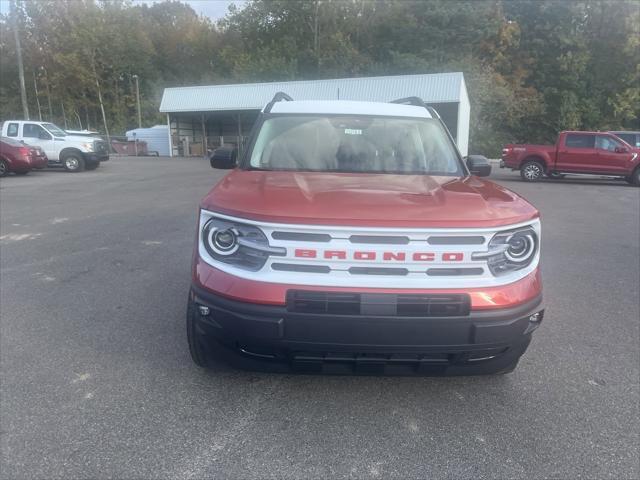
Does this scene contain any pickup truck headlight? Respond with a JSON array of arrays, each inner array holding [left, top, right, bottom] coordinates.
[[81, 142, 94, 152], [473, 226, 539, 276], [201, 217, 285, 271]]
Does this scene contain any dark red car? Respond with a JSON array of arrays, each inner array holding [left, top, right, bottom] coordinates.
[[0, 136, 48, 176]]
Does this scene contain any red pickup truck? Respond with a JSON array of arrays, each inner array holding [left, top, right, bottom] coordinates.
[[501, 131, 640, 185]]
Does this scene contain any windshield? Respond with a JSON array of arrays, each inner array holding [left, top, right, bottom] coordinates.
[[42, 123, 66, 137], [248, 115, 463, 175]]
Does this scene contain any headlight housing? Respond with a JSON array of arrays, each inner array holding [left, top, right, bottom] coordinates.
[[81, 142, 94, 152], [201, 216, 285, 271], [473, 226, 539, 276]]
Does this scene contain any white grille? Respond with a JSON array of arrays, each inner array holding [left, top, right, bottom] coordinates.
[[198, 210, 541, 289]]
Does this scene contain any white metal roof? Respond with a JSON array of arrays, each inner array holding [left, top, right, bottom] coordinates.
[[268, 100, 432, 118], [160, 72, 466, 113]]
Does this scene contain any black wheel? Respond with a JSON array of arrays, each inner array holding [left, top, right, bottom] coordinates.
[[547, 172, 565, 179], [187, 296, 211, 368], [628, 167, 640, 186], [0, 159, 8, 177], [520, 160, 544, 182], [85, 162, 100, 170], [62, 152, 85, 172]]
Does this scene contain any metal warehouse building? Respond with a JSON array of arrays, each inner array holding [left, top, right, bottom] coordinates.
[[159, 72, 470, 157]]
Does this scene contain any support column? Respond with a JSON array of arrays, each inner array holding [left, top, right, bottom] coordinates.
[[167, 113, 173, 157], [237, 114, 242, 156], [202, 114, 207, 158]]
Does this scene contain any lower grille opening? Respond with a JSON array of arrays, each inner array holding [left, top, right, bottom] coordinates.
[[396, 294, 471, 317], [287, 291, 471, 316], [288, 291, 361, 315], [234, 344, 511, 373], [287, 348, 509, 373]]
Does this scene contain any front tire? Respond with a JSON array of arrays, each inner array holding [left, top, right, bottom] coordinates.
[[520, 160, 544, 182], [85, 161, 100, 170], [0, 159, 8, 177], [62, 152, 85, 172], [627, 167, 640, 186], [187, 296, 211, 368]]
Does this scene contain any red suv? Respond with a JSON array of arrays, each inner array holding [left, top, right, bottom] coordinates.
[[187, 95, 544, 375], [0, 136, 48, 176]]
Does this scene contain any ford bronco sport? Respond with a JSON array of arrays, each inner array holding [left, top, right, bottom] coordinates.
[[187, 94, 544, 375]]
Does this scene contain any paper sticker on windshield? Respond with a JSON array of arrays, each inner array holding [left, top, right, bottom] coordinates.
[[344, 129, 362, 135]]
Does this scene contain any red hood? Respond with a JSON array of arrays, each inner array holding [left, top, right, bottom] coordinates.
[[200, 170, 539, 228]]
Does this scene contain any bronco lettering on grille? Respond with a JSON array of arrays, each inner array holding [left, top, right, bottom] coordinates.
[[293, 250, 464, 262]]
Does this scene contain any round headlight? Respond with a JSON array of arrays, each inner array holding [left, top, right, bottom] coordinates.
[[504, 231, 536, 263], [207, 227, 239, 255]]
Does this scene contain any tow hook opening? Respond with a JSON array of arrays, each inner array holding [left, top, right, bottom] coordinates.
[[524, 309, 544, 333]]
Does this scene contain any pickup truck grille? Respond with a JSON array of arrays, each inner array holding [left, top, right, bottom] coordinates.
[[94, 140, 108, 154]]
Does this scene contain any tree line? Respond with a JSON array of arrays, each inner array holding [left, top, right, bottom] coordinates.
[[0, 0, 638, 155]]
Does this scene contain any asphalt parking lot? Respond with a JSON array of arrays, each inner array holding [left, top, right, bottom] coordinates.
[[1, 156, 638, 479]]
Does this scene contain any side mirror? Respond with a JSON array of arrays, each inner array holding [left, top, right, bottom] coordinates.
[[466, 155, 492, 177], [210, 147, 237, 169], [615, 146, 629, 154], [39, 131, 52, 140]]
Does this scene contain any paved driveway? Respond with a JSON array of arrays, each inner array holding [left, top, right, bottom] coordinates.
[[1, 157, 638, 479]]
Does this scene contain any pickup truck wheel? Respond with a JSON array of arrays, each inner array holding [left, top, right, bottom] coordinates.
[[629, 168, 640, 186], [62, 153, 85, 172], [0, 160, 8, 177], [521, 161, 544, 182], [85, 162, 100, 170], [186, 297, 211, 368]]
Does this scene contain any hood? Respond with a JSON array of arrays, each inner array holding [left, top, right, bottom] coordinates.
[[201, 170, 539, 228], [63, 135, 100, 143]]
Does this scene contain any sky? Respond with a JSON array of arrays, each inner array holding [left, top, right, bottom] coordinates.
[[0, 1, 246, 20], [134, 0, 245, 19]]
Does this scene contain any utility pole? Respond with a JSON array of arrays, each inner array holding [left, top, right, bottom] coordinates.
[[33, 70, 42, 120], [74, 110, 82, 130], [133, 74, 141, 128], [11, 0, 29, 120], [61, 101, 68, 129], [91, 57, 110, 144]]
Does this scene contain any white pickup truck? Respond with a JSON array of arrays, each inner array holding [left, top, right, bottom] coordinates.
[[1, 120, 109, 171]]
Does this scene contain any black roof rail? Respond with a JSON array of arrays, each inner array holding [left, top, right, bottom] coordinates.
[[264, 91, 293, 113], [389, 96, 442, 119], [425, 105, 441, 119], [391, 96, 459, 158], [390, 96, 427, 108]]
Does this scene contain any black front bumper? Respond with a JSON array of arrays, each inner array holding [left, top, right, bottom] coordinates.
[[190, 286, 544, 375], [82, 152, 109, 162]]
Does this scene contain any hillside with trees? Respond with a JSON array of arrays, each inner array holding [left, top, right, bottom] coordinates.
[[1, 0, 638, 155]]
